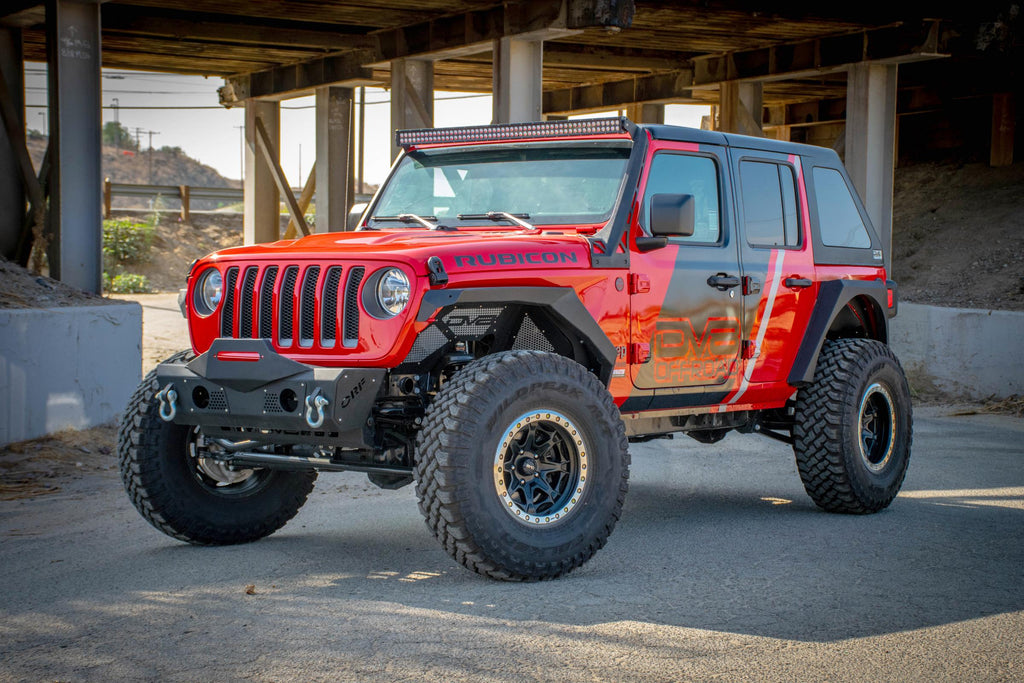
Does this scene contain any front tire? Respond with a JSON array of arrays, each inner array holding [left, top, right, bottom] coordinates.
[[415, 351, 630, 581], [792, 339, 913, 514], [118, 351, 317, 545]]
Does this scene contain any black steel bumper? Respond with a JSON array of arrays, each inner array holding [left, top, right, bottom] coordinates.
[[154, 339, 385, 448]]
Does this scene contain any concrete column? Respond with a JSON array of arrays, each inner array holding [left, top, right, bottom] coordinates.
[[46, 0, 102, 293], [315, 86, 352, 233], [243, 99, 279, 245], [990, 92, 1015, 167], [492, 37, 543, 124], [718, 82, 763, 136], [845, 63, 897, 271], [625, 103, 664, 125], [0, 28, 25, 261], [390, 58, 433, 161]]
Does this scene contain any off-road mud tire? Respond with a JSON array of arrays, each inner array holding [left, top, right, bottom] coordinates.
[[415, 350, 630, 581], [118, 350, 317, 545], [793, 339, 913, 514]]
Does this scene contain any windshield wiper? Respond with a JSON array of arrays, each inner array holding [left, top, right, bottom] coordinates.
[[370, 214, 439, 230], [457, 211, 535, 230]]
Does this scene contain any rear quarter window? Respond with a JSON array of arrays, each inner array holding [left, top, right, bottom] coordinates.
[[812, 167, 872, 249]]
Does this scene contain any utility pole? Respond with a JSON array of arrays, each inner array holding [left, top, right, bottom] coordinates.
[[146, 130, 160, 184], [112, 98, 120, 150], [298, 143, 302, 188], [133, 126, 144, 151], [358, 87, 365, 194], [234, 124, 244, 182], [38, 110, 46, 136]]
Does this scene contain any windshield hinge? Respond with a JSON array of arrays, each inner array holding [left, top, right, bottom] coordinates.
[[427, 256, 449, 286]]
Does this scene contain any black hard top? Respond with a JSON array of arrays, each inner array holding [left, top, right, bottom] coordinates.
[[642, 123, 838, 163]]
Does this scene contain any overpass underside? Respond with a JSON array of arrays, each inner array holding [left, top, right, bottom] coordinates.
[[0, 1, 1018, 292]]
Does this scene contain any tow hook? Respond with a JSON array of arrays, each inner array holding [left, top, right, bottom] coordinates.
[[304, 388, 329, 429], [155, 384, 178, 422]]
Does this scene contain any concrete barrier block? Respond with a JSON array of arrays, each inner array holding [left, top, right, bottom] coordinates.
[[890, 303, 1024, 400], [0, 303, 142, 446]]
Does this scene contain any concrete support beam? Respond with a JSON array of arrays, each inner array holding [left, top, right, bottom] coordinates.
[[625, 103, 664, 124], [493, 37, 543, 124], [46, 0, 102, 293], [0, 28, 24, 261], [390, 58, 433, 160], [845, 62, 897, 272], [243, 100, 280, 245], [718, 81, 763, 136], [990, 92, 1015, 168], [315, 86, 352, 233]]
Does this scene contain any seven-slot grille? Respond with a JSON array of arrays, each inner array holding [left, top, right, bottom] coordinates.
[[217, 264, 364, 349]]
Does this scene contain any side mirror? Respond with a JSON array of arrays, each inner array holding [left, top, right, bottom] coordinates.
[[650, 193, 695, 237]]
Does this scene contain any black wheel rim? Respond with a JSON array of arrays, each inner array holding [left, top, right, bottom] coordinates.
[[493, 410, 588, 526], [186, 427, 270, 496], [858, 382, 896, 472]]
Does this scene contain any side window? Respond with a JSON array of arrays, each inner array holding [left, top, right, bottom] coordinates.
[[641, 153, 720, 243], [739, 160, 800, 248], [812, 167, 872, 248]]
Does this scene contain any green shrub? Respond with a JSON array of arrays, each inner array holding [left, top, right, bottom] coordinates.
[[103, 218, 154, 265], [106, 272, 150, 293]]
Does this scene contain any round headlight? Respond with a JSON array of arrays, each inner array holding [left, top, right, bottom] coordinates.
[[193, 268, 223, 317], [376, 268, 410, 317]]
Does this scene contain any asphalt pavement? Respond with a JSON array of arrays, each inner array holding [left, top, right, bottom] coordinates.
[[1, 398, 1022, 681]]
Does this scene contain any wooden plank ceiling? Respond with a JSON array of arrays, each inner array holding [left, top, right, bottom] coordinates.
[[5, 1, 943, 107]]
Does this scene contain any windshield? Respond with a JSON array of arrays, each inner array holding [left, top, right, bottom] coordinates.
[[369, 141, 631, 227]]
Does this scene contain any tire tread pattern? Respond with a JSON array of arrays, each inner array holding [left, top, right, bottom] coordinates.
[[792, 338, 913, 514], [414, 350, 629, 581]]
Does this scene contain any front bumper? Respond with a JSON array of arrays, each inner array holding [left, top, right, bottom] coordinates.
[[154, 339, 385, 448]]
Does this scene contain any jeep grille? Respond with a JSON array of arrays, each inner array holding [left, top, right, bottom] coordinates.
[[218, 264, 362, 350]]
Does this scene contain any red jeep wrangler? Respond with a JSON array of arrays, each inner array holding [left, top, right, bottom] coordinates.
[[119, 118, 912, 581]]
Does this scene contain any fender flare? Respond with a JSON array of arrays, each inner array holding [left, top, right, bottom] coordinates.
[[417, 287, 618, 385], [788, 279, 890, 387]]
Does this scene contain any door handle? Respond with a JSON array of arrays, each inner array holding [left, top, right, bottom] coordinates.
[[707, 273, 741, 290], [784, 277, 813, 289]]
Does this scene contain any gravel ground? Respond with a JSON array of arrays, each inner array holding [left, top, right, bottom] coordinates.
[[1, 406, 1022, 682]]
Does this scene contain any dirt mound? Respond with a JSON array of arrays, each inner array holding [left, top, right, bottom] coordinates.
[[0, 257, 117, 309], [893, 160, 1024, 311], [130, 212, 244, 292]]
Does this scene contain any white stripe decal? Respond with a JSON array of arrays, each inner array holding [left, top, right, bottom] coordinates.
[[725, 250, 786, 407]]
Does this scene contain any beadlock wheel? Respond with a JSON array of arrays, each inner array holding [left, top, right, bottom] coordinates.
[[494, 410, 589, 526]]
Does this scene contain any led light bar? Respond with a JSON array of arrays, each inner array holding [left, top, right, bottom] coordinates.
[[396, 117, 632, 148]]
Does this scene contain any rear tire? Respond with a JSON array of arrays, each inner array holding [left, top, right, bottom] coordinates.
[[415, 351, 630, 581], [792, 339, 913, 514], [118, 351, 317, 545]]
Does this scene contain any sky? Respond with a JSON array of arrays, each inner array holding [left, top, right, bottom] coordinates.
[[23, 65, 709, 187]]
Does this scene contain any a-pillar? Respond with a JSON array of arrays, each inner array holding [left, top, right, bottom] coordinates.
[[625, 103, 664, 125], [718, 82, 763, 136], [845, 63, 897, 271], [493, 37, 542, 124], [46, 0, 102, 293], [315, 86, 352, 233], [390, 58, 433, 161], [0, 28, 24, 260], [243, 99, 279, 245]]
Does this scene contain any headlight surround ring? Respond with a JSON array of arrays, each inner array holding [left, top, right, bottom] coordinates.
[[373, 267, 410, 318], [192, 268, 223, 317]]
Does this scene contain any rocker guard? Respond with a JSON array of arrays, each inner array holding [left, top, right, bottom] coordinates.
[[154, 339, 385, 448]]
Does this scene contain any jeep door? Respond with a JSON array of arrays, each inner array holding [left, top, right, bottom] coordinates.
[[722, 147, 818, 405], [628, 141, 743, 406]]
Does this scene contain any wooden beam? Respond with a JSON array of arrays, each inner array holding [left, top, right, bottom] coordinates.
[[222, 0, 636, 103], [692, 21, 947, 87], [544, 21, 948, 114], [283, 162, 316, 240], [253, 116, 310, 237], [542, 43, 689, 72], [101, 6, 377, 51], [544, 70, 695, 114], [990, 92, 1015, 167]]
